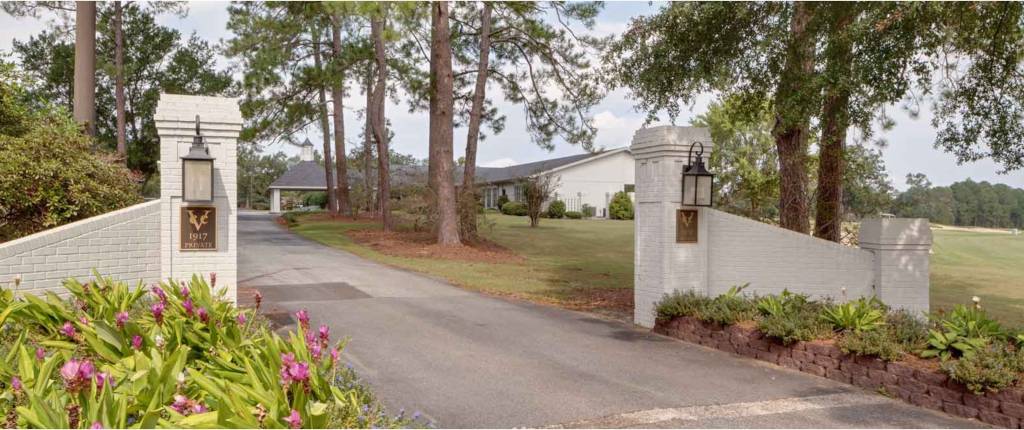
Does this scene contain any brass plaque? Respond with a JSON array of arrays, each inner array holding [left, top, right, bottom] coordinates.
[[181, 206, 216, 251], [676, 209, 698, 243]]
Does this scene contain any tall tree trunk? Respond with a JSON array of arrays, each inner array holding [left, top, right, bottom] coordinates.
[[363, 63, 375, 215], [430, 2, 461, 246], [331, 16, 351, 217], [771, 1, 815, 234], [73, 1, 96, 136], [314, 31, 338, 215], [114, 1, 126, 161], [814, 8, 856, 243], [370, 14, 392, 230], [459, 3, 492, 241]]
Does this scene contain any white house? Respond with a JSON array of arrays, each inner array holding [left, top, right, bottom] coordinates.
[[476, 147, 635, 218]]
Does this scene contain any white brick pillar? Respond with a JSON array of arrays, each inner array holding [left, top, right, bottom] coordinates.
[[858, 218, 932, 316], [270, 189, 281, 214], [631, 126, 713, 327], [155, 94, 242, 302]]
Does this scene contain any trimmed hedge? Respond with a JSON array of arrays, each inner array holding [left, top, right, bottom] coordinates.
[[500, 201, 528, 216]]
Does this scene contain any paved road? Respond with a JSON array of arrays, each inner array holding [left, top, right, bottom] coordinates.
[[237, 211, 982, 428]]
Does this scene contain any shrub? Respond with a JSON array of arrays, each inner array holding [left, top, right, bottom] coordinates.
[[922, 305, 1005, 360], [304, 192, 328, 208], [942, 342, 1024, 394], [608, 191, 634, 220], [655, 285, 756, 326], [838, 329, 905, 361], [756, 292, 831, 345], [821, 298, 886, 333], [0, 273, 413, 429], [500, 201, 528, 216], [523, 175, 558, 227], [565, 211, 583, 219], [0, 99, 140, 241], [496, 194, 510, 209], [547, 200, 566, 219], [581, 204, 596, 218], [887, 310, 929, 352], [281, 211, 300, 227]]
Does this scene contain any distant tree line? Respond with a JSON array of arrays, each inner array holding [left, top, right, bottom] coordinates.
[[892, 175, 1024, 229]]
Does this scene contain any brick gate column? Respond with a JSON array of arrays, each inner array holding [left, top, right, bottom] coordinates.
[[155, 94, 242, 302], [631, 126, 713, 327]]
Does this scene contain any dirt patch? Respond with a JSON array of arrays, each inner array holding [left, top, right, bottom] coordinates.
[[898, 353, 943, 373], [346, 228, 525, 264]]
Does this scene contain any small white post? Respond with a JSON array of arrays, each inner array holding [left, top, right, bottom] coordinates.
[[270, 189, 281, 214], [859, 218, 932, 316], [631, 126, 713, 328]]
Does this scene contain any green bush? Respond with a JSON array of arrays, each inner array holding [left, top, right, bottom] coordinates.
[[565, 211, 583, 219], [821, 298, 886, 333], [838, 329, 905, 361], [756, 292, 831, 345], [887, 310, 929, 352], [496, 194, 510, 209], [304, 192, 328, 209], [500, 201, 528, 216], [581, 204, 596, 218], [0, 91, 141, 241], [655, 285, 756, 326], [547, 200, 566, 219], [0, 273, 414, 429], [281, 211, 300, 227], [608, 191, 634, 220], [942, 342, 1024, 394], [922, 305, 1005, 360]]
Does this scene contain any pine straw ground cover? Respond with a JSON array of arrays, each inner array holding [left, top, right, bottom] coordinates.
[[0, 273, 423, 429]]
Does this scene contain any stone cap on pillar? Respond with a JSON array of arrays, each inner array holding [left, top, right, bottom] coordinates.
[[630, 126, 712, 162], [859, 218, 933, 250]]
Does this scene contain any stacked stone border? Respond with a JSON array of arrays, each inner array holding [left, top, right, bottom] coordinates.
[[655, 316, 1024, 428]]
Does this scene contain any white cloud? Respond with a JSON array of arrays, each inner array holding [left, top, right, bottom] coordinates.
[[481, 158, 517, 168]]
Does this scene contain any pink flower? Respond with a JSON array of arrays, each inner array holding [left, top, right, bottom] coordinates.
[[95, 372, 113, 390], [11, 376, 22, 392], [318, 325, 329, 345], [90, 422, 103, 429], [210, 272, 217, 287], [284, 409, 302, 429], [330, 348, 340, 366], [60, 359, 95, 393], [171, 394, 208, 416], [61, 321, 76, 339], [279, 353, 310, 386], [237, 312, 247, 325], [131, 335, 143, 350], [296, 309, 309, 330], [179, 285, 190, 299], [310, 343, 322, 361], [254, 290, 263, 310], [198, 307, 209, 323], [288, 362, 310, 382], [115, 311, 129, 329], [182, 298, 195, 317], [151, 285, 166, 303], [79, 316, 89, 326], [35, 347, 45, 361], [151, 302, 165, 325]]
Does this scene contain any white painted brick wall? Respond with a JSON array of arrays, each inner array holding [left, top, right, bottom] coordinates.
[[0, 200, 161, 295], [155, 94, 241, 302]]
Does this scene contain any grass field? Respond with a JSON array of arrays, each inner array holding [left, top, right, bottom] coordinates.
[[930, 229, 1024, 326], [289, 213, 635, 318], [289, 213, 1024, 326]]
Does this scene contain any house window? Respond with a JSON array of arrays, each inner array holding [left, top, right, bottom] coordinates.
[[624, 184, 635, 193]]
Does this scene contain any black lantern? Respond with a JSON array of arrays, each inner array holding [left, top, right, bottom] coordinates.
[[181, 115, 215, 202], [681, 142, 714, 207]]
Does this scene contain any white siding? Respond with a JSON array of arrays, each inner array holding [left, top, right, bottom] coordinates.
[[550, 151, 636, 217]]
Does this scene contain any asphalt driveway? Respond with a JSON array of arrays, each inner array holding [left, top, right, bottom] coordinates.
[[237, 211, 982, 428]]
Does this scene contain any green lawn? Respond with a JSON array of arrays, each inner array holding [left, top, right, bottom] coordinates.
[[289, 213, 635, 318], [930, 229, 1024, 326], [289, 213, 1024, 326]]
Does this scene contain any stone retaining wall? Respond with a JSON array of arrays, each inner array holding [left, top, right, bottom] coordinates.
[[655, 316, 1024, 428]]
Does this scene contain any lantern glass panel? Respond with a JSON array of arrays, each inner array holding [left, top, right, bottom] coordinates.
[[183, 159, 213, 202], [683, 174, 697, 206], [696, 175, 713, 206]]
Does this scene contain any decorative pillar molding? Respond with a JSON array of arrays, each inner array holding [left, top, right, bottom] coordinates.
[[859, 218, 932, 316], [155, 94, 242, 302], [631, 126, 713, 328]]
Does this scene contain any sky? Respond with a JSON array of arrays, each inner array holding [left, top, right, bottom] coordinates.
[[1, 1, 1020, 190]]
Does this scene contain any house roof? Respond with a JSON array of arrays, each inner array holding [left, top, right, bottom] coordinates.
[[474, 147, 628, 184], [269, 161, 429, 190]]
